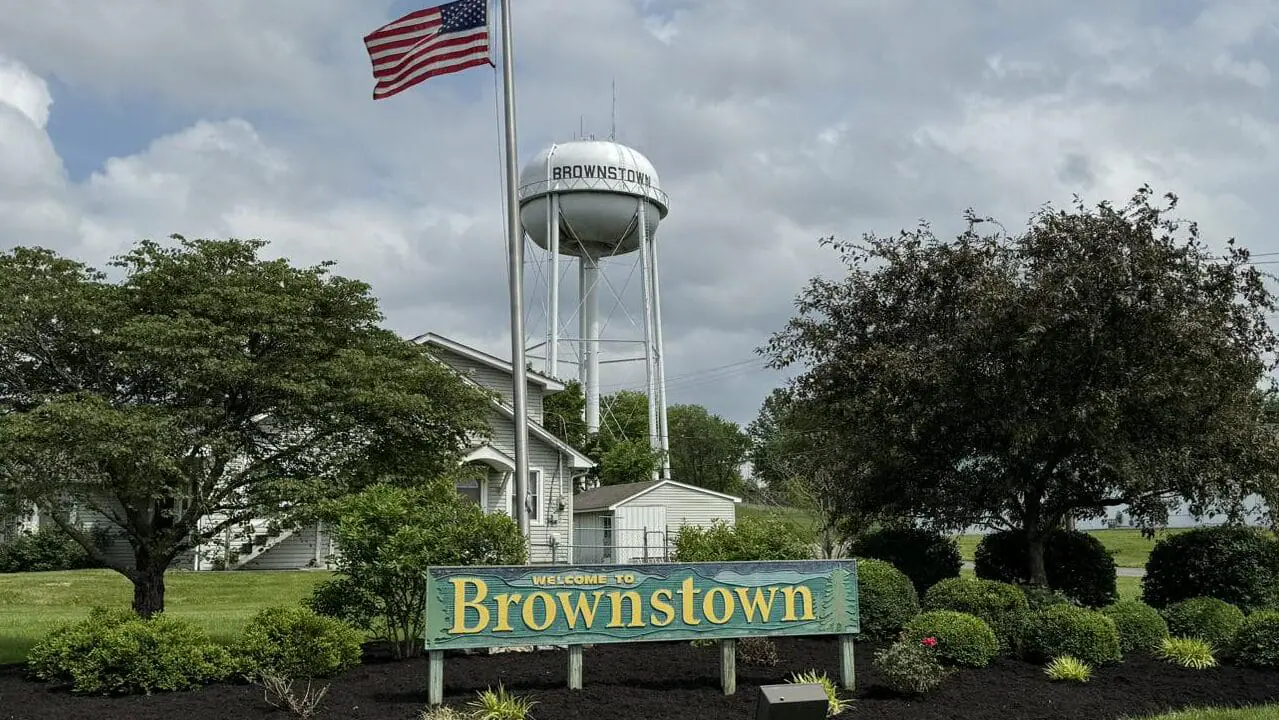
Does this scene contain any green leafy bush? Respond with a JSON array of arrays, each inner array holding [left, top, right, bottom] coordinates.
[[871, 638, 950, 695], [849, 527, 961, 595], [1162, 597, 1245, 649], [26, 607, 232, 695], [309, 476, 527, 660], [902, 610, 999, 667], [1231, 610, 1279, 670], [1019, 604, 1123, 666], [0, 525, 106, 573], [1020, 585, 1078, 611], [1101, 600, 1169, 653], [974, 529, 1118, 607], [234, 605, 364, 680], [303, 576, 379, 633], [855, 558, 920, 641], [922, 577, 1029, 651], [1143, 526, 1279, 612], [671, 516, 811, 562], [1155, 636, 1218, 669]]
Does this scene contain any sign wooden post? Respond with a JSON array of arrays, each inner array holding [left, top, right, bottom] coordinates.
[[420, 559, 859, 705], [427, 650, 443, 706], [568, 645, 583, 690], [720, 638, 737, 695], [839, 635, 855, 690]]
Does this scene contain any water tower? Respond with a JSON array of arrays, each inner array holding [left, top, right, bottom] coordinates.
[[518, 140, 671, 478]]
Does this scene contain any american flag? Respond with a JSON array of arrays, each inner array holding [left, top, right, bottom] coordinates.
[[364, 0, 492, 101]]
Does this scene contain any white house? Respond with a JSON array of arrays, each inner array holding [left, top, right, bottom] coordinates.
[[572, 479, 741, 564], [2, 332, 596, 569]]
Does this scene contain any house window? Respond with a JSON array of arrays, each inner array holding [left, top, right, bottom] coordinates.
[[511, 469, 542, 523], [456, 477, 482, 507]]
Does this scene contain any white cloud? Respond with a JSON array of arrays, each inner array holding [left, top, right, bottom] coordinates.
[[2, 0, 1279, 427]]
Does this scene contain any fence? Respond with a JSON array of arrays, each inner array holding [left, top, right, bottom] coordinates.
[[572, 527, 671, 565]]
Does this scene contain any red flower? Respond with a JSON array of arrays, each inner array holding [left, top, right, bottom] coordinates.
[[921, 636, 938, 647]]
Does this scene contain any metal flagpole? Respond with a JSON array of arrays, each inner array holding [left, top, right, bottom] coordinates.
[[497, 0, 531, 543]]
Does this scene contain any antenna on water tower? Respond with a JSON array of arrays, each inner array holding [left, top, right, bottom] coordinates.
[[610, 79, 617, 141]]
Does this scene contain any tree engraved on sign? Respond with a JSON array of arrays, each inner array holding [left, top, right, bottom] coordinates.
[[817, 568, 852, 633]]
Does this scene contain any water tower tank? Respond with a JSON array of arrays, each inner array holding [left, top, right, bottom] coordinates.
[[518, 140, 669, 259]]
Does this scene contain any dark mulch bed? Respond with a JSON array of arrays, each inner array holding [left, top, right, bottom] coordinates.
[[2, 637, 1277, 720]]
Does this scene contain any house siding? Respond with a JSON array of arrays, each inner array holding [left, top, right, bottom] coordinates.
[[241, 523, 335, 571], [428, 346, 545, 424], [480, 409, 576, 564], [626, 485, 737, 533], [573, 512, 609, 563]]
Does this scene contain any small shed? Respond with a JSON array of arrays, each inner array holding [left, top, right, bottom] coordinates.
[[571, 479, 741, 564]]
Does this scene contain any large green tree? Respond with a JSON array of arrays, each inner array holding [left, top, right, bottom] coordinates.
[[746, 387, 802, 495], [667, 403, 751, 494], [591, 390, 749, 492], [542, 378, 587, 449], [0, 236, 491, 615], [762, 187, 1279, 584]]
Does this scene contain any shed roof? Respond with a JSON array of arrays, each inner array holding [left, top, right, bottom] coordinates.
[[573, 479, 742, 512]]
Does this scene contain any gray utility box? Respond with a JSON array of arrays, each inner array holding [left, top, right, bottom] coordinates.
[[756, 683, 829, 720]]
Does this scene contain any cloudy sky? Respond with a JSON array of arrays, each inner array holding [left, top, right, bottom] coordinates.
[[2, 0, 1279, 429]]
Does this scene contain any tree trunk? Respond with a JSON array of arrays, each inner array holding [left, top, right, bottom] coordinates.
[[132, 563, 167, 618], [1025, 530, 1049, 587]]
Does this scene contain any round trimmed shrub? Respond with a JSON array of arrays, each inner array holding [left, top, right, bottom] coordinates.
[[1101, 600, 1169, 654], [1020, 604, 1123, 666], [922, 577, 1029, 651], [855, 557, 920, 641], [1142, 526, 1279, 612], [974, 529, 1118, 607], [1162, 597, 1245, 649], [233, 605, 364, 680], [26, 607, 232, 695], [1020, 584, 1077, 611], [849, 527, 962, 594], [1232, 610, 1279, 670], [902, 610, 999, 667]]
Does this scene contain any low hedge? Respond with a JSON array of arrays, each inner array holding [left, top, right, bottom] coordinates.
[[855, 557, 920, 641], [26, 607, 232, 695], [1101, 600, 1169, 654], [902, 610, 999, 668], [850, 527, 962, 594], [1019, 604, 1123, 666], [1163, 597, 1245, 650], [1232, 610, 1279, 670], [922, 577, 1029, 651]]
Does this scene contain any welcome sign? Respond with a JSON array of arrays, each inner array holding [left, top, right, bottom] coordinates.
[[423, 559, 859, 650]]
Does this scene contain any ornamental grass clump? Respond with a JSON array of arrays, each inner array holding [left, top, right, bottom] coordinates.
[[1044, 655, 1092, 683], [788, 670, 850, 716]]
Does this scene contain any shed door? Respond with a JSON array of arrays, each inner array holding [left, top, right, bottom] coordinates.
[[614, 505, 668, 563]]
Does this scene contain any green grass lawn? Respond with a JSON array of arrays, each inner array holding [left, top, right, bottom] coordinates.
[[737, 503, 820, 534], [1135, 708, 1279, 720], [0, 569, 332, 665], [955, 528, 1192, 569], [739, 503, 1184, 570]]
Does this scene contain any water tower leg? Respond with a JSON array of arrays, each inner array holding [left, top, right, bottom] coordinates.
[[650, 235, 672, 480], [638, 204, 660, 476], [581, 256, 600, 434], [547, 194, 560, 378]]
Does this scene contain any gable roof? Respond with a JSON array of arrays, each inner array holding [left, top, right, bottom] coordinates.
[[409, 332, 566, 392], [419, 349, 594, 471], [573, 479, 742, 512]]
